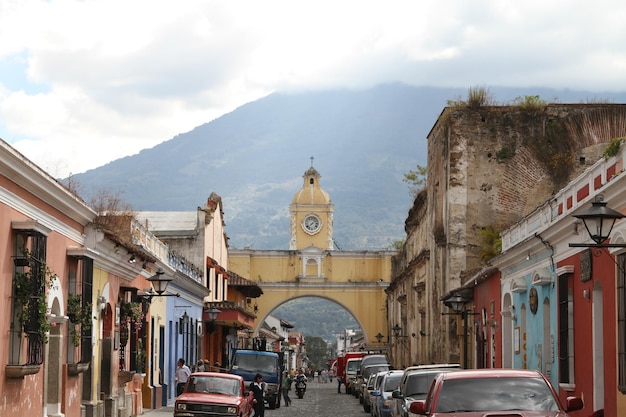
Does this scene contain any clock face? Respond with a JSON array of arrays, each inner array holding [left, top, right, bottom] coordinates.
[[303, 215, 321, 234]]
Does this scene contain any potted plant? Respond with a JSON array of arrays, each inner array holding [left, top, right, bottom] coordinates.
[[13, 255, 30, 267]]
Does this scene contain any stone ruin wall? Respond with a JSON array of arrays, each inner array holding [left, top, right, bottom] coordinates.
[[430, 104, 626, 283]]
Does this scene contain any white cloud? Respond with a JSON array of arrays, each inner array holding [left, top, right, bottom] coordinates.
[[1, 0, 626, 177]]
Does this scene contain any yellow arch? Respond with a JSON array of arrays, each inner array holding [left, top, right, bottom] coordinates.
[[229, 249, 394, 345]]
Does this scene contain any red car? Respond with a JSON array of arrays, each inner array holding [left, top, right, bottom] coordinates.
[[409, 368, 584, 416], [174, 372, 253, 417]]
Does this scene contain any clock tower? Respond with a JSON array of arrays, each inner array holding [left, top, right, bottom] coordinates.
[[289, 164, 334, 251]]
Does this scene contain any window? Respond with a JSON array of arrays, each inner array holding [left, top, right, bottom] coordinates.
[[558, 271, 574, 386], [67, 256, 94, 363], [10, 229, 48, 366]]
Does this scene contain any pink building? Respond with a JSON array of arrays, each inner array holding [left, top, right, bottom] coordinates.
[[0, 139, 95, 417]]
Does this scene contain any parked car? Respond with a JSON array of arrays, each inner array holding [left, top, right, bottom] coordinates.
[[356, 354, 391, 401], [174, 372, 253, 417], [358, 363, 391, 402], [371, 370, 403, 417], [362, 372, 379, 413], [408, 368, 584, 416], [369, 371, 387, 417], [390, 364, 461, 417], [345, 357, 364, 394]]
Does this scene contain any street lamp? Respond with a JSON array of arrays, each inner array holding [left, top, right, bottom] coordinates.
[[442, 292, 477, 369], [144, 269, 180, 302], [570, 195, 625, 247], [204, 307, 221, 334], [147, 269, 171, 294]]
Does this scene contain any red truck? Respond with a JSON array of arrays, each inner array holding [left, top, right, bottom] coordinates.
[[340, 351, 366, 394]]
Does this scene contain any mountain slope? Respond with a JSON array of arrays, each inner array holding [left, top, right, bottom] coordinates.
[[73, 84, 626, 250]]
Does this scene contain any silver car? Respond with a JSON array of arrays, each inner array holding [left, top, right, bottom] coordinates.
[[371, 370, 403, 417], [390, 364, 461, 417]]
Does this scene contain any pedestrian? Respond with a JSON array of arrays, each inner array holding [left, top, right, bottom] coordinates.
[[175, 358, 191, 396], [250, 373, 265, 417], [337, 374, 342, 393], [282, 371, 292, 406], [213, 361, 221, 372], [196, 360, 205, 372]]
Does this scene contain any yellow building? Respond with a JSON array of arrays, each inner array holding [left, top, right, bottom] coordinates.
[[229, 166, 395, 347]]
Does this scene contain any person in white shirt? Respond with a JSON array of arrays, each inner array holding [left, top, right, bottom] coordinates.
[[175, 358, 191, 396]]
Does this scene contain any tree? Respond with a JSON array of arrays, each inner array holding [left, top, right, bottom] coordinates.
[[305, 336, 328, 370]]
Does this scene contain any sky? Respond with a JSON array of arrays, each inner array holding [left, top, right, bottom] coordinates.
[[1, 0, 625, 178]]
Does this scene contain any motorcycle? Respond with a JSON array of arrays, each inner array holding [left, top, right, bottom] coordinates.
[[295, 375, 307, 399]]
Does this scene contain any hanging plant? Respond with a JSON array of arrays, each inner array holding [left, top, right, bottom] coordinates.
[[120, 301, 144, 331], [67, 293, 93, 347], [13, 249, 58, 343]]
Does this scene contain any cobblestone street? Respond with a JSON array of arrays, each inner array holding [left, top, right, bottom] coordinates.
[[272, 379, 363, 417], [143, 379, 365, 417]]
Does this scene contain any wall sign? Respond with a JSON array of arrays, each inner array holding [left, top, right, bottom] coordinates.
[[580, 248, 592, 282]]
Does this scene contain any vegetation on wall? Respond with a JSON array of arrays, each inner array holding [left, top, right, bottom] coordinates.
[[447, 86, 497, 109], [513, 95, 546, 111], [478, 226, 502, 264], [496, 147, 513, 161], [13, 250, 58, 343], [403, 164, 427, 197], [603, 136, 625, 159]]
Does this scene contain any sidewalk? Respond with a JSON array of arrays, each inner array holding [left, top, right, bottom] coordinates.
[[140, 405, 174, 416]]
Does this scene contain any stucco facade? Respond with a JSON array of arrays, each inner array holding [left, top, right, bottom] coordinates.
[[490, 143, 626, 416], [1, 138, 241, 417]]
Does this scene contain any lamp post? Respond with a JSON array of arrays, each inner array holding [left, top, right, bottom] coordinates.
[[443, 293, 477, 369]]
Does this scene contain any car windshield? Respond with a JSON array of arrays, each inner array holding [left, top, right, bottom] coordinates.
[[232, 354, 277, 373], [405, 372, 441, 399], [187, 376, 241, 396], [347, 360, 361, 372], [434, 377, 560, 413], [364, 365, 390, 379], [383, 374, 402, 392]]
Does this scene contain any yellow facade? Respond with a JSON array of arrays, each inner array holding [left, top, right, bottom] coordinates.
[[229, 166, 395, 344]]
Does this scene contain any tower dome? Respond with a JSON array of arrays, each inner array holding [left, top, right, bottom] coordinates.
[[291, 166, 332, 205]]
